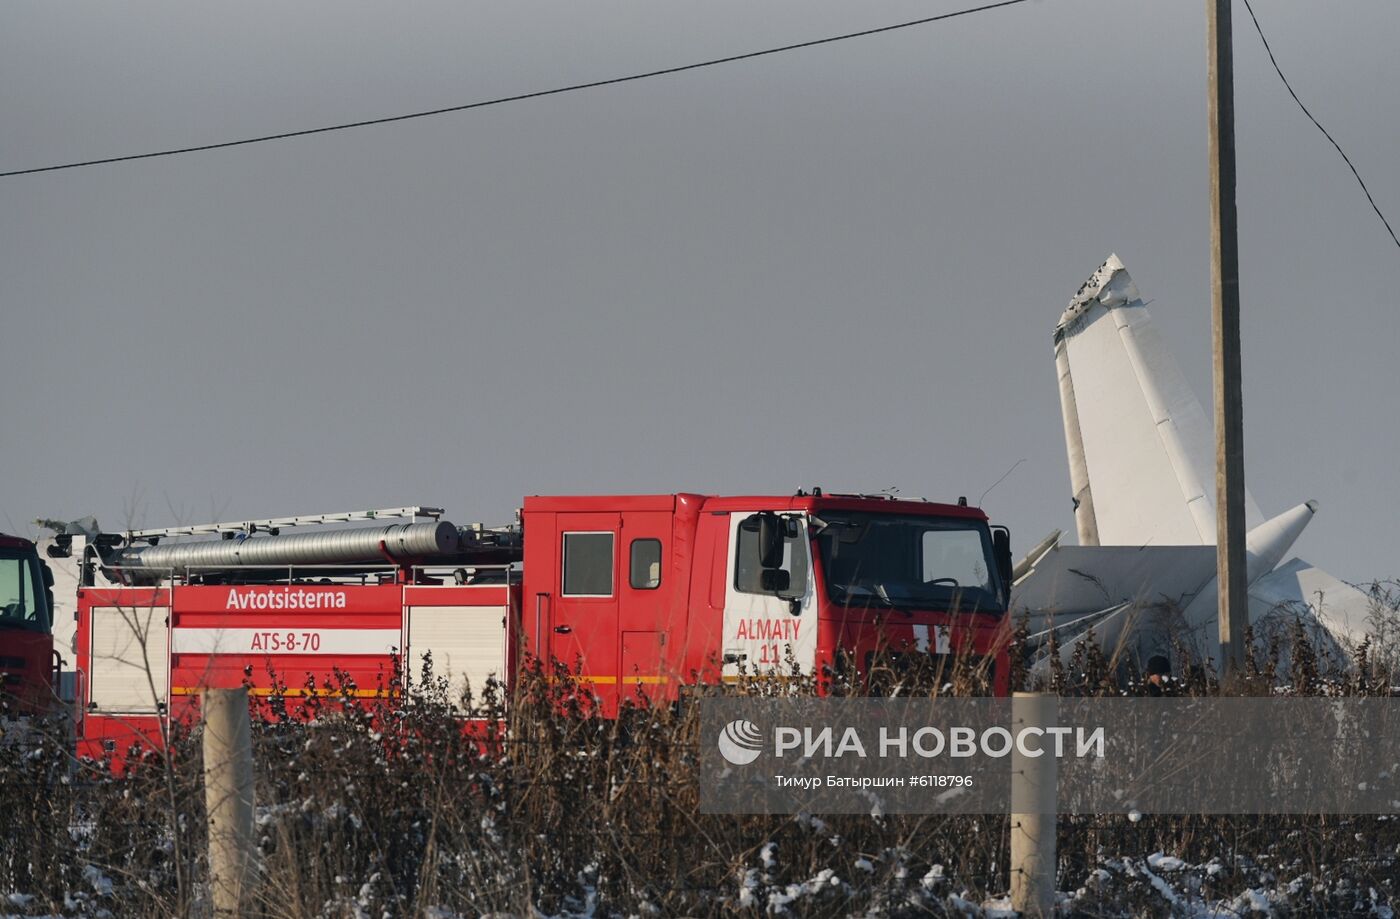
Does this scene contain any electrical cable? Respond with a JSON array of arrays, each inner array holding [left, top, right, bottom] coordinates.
[[0, 0, 1032, 179], [1240, 0, 1400, 251]]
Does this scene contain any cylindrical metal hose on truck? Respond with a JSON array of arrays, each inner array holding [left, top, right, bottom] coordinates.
[[106, 521, 460, 572]]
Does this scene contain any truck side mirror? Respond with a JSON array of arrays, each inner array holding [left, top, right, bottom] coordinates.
[[760, 569, 791, 593], [755, 513, 784, 569], [992, 527, 1013, 589]]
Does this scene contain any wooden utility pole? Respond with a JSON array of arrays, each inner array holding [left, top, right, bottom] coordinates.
[[1208, 0, 1247, 674]]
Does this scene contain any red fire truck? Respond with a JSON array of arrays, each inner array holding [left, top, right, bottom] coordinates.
[[0, 534, 57, 719], [43, 493, 1014, 759]]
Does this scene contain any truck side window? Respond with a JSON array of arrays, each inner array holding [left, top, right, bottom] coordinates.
[[629, 539, 662, 590], [562, 532, 614, 596], [734, 518, 807, 599]]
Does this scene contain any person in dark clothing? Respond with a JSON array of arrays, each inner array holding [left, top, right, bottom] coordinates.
[[1144, 654, 1172, 696]]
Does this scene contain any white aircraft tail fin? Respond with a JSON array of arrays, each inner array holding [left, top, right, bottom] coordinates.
[[1054, 255, 1262, 547]]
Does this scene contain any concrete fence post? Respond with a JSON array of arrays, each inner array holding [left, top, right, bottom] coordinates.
[[1010, 691, 1057, 917], [203, 687, 256, 917]]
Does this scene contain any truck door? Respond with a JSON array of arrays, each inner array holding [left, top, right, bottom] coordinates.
[[548, 513, 620, 707], [617, 512, 671, 701], [722, 513, 818, 678]]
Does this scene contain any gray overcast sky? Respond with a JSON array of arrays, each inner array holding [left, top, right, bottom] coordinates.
[[2, 0, 1396, 583]]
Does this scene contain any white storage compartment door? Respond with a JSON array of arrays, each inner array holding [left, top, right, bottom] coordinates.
[[406, 605, 507, 710], [89, 605, 169, 713]]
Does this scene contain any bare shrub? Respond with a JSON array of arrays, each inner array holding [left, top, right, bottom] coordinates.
[[2, 638, 1397, 917]]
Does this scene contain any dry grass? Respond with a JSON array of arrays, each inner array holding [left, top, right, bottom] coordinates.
[[2, 621, 1399, 917]]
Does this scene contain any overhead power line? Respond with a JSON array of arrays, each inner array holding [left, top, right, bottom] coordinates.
[[1240, 0, 1399, 252], [0, 0, 1032, 179]]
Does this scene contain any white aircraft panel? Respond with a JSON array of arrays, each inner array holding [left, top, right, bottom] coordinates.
[[1012, 545, 1215, 616], [1056, 256, 1263, 548], [1248, 558, 1374, 654]]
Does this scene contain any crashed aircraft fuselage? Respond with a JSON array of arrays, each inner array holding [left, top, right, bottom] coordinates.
[[1013, 255, 1372, 676]]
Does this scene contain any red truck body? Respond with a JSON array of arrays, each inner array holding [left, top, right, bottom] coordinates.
[[62, 494, 1012, 759]]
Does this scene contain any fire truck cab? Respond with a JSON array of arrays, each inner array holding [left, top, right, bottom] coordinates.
[[524, 493, 1012, 698], [0, 534, 57, 718], [56, 493, 1012, 758]]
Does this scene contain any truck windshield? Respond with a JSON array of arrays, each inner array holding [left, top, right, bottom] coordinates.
[[814, 512, 1003, 613], [0, 550, 49, 632]]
